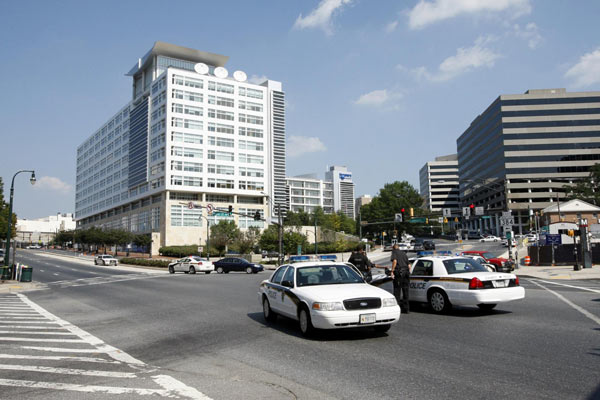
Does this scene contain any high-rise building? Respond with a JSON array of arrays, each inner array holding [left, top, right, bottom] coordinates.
[[75, 42, 286, 252], [457, 88, 600, 234], [286, 165, 355, 218], [419, 154, 460, 214], [325, 166, 355, 218], [354, 195, 372, 219]]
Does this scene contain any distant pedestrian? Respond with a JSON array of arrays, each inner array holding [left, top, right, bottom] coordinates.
[[390, 243, 410, 313]]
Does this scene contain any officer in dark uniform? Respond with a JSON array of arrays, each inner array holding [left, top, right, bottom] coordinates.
[[390, 243, 410, 313], [348, 244, 378, 282]]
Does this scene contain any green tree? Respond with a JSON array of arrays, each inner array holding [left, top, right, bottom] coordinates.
[[284, 209, 310, 227], [210, 220, 241, 255], [0, 178, 17, 240], [258, 225, 279, 252], [360, 181, 424, 236], [283, 230, 308, 255], [109, 229, 133, 255], [235, 227, 260, 255], [565, 163, 600, 205], [53, 230, 75, 246]]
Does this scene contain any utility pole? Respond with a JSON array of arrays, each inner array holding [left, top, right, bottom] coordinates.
[[314, 214, 318, 255], [277, 204, 283, 265], [505, 178, 513, 262]]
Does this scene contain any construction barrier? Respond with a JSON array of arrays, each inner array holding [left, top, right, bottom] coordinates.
[[524, 256, 531, 266]]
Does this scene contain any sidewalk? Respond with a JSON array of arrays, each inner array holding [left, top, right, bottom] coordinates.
[[0, 281, 43, 293]]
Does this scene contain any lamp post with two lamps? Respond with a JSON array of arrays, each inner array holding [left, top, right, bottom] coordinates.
[[3, 170, 36, 279], [261, 192, 283, 265]]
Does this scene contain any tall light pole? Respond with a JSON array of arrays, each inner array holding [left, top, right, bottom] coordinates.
[[199, 215, 211, 260], [261, 191, 284, 265], [4, 171, 36, 276]]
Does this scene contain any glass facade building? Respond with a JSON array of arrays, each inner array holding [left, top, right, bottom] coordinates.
[[419, 154, 460, 215], [457, 88, 600, 234]]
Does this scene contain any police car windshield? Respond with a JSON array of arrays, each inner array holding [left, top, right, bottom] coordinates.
[[443, 258, 489, 274], [296, 265, 364, 287]]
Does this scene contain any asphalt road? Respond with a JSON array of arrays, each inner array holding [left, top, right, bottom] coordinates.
[[1, 249, 599, 400]]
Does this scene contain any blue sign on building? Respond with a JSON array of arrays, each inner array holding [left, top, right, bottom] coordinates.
[[544, 234, 562, 245], [339, 173, 352, 180]]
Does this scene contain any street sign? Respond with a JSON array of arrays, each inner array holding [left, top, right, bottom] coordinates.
[[197, 246, 203, 253], [462, 207, 470, 217], [442, 208, 452, 217], [213, 212, 230, 216], [360, 221, 368, 226], [481, 215, 492, 219], [187, 202, 195, 209], [502, 211, 512, 219], [475, 206, 484, 216], [206, 204, 214, 215], [500, 217, 514, 227], [544, 234, 561, 245], [395, 213, 403, 222], [438, 217, 443, 223]]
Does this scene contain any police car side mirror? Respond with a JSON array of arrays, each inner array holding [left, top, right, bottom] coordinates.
[[281, 280, 293, 288]]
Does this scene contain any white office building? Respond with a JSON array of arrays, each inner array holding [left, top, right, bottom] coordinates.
[[287, 166, 355, 218], [419, 154, 460, 214], [17, 213, 76, 246], [75, 42, 286, 253]]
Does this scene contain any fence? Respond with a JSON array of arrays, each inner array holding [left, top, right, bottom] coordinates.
[[527, 243, 599, 265]]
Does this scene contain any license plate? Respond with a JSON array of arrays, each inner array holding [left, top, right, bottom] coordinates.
[[493, 280, 507, 288], [359, 313, 376, 324]]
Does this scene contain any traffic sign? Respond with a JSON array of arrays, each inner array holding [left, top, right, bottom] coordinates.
[[475, 206, 484, 216], [197, 246, 203, 253], [395, 213, 403, 222], [442, 208, 452, 217], [500, 217, 514, 227], [462, 207, 471, 217], [502, 211, 512, 219], [187, 202, 195, 209], [544, 234, 561, 245], [206, 204, 214, 215], [438, 217, 443, 223]]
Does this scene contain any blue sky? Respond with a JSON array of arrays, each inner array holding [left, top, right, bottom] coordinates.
[[1, 0, 599, 219]]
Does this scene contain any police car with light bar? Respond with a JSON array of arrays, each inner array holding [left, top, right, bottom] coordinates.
[[408, 256, 525, 313], [258, 262, 400, 337]]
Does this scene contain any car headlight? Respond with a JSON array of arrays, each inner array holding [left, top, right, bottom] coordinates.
[[382, 297, 397, 307], [312, 302, 344, 311]]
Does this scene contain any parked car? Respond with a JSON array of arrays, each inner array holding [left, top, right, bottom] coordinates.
[[467, 231, 482, 240], [479, 235, 501, 242], [259, 262, 400, 336], [168, 256, 213, 274], [460, 251, 514, 272], [423, 240, 435, 250], [95, 255, 118, 266], [411, 239, 425, 252], [261, 250, 280, 258], [213, 257, 264, 274], [501, 238, 517, 247], [25, 245, 42, 249]]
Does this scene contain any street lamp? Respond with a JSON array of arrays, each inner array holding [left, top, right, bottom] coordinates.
[[4, 170, 36, 278], [199, 215, 211, 260], [261, 191, 283, 265]]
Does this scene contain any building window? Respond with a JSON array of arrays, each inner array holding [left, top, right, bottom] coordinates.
[[207, 178, 234, 189], [170, 204, 202, 227]]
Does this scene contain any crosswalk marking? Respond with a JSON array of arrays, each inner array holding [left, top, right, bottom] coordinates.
[[0, 293, 213, 399]]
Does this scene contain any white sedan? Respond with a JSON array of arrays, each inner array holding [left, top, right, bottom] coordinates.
[[168, 256, 214, 274], [479, 235, 500, 242], [409, 256, 525, 313], [258, 262, 400, 337]]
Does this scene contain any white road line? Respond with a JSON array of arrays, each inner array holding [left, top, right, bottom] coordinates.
[[532, 279, 600, 294], [0, 354, 120, 364], [0, 325, 65, 330], [0, 330, 77, 335], [0, 364, 137, 378], [0, 337, 86, 343], [153, 374, 213, 400], [0, 317, 48, 320], [529, 280, 600, 326], [0, 378, 172, 396], [0, 321, 59, 325], [53, 273, 59, 276], [21, 346, 105, 353], [0, 313, 41, 316]]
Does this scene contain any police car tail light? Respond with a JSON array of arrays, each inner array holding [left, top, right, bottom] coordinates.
[[468, 277, 484, 290], [514, 276, 520, 286], [312, 302, 344, 311]]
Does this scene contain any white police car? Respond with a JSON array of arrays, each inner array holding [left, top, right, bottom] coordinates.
[[258, 262, 400, 337], [409, 256, 525, 313]]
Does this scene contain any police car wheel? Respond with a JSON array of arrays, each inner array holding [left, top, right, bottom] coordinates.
[[477, 303, 497, 311], [374, 324, 391, 333], [429, 289, 450, 313], [168, 266, 174, 274], [189, 266, 196, 274], [262, 297, 277, 322], [298, 307, 314, 337]]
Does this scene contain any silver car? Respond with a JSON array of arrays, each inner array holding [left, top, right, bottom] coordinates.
[[95, 255, 118, 266]]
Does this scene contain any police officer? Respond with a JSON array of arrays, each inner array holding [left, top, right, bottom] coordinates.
[[348, 244, 378, 282], [390, 243, 410, 313]]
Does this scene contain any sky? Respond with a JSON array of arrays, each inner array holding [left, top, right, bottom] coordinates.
[[1, 0, 599, 220]]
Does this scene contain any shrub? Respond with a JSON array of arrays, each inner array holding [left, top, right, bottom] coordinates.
[[119, 258, 170, 268]]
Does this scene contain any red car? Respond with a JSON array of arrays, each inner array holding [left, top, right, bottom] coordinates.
[[460, 251, 514, 272]]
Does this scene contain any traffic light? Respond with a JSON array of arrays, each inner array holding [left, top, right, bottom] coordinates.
[[228, 205, 233, 215], [410, 208, 414, 217], [469, 203, 475, 209], [253, 210, 261, 221], [425, 218, 429, 224], [401, 208, 405, 220]]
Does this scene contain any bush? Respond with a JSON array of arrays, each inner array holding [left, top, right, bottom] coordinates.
[[119, 258, 170, 268], [158, 245, 220, 258]]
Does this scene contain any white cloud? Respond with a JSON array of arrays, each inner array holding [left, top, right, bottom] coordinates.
[[248, 74, 268, 85], [354, 89, 403, 106], [408, 0, 531, 30], [293, 0, 353, 35], [33, 176, 73, 193], [565, 47, 600, 88], [513, 22, 542, 49], [287, 136, 327, 158], [385, 20, 399, 33], [410, 37, 501, 82]]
